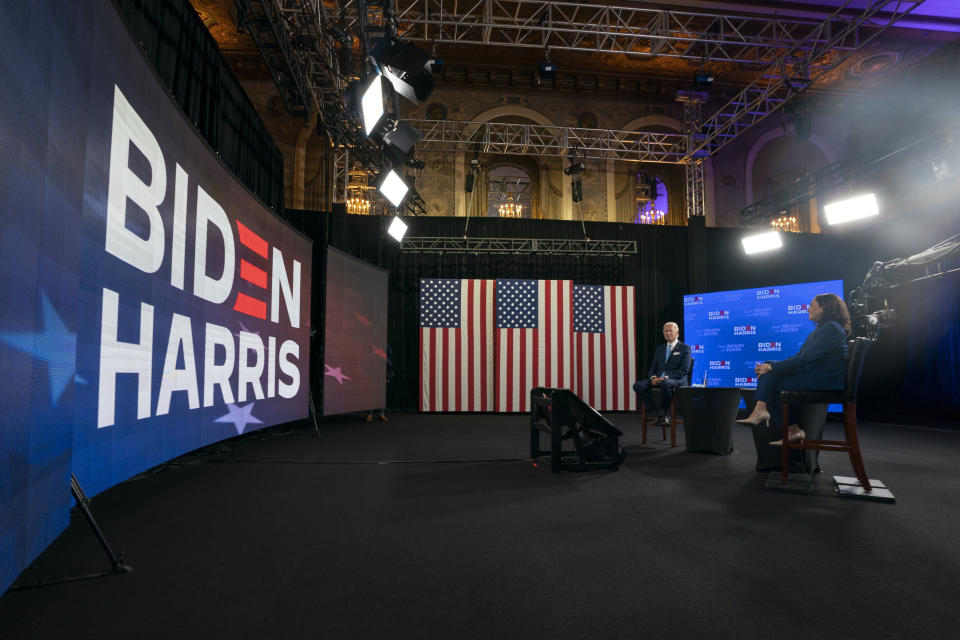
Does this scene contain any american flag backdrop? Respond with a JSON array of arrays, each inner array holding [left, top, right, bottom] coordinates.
[[573, 285, 637, 411], [495, 279, 573, 413], [419, 279, 495, 411]]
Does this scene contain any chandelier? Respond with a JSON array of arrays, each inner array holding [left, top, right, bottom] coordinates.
[[769, 212, 800, 233], [498, 196, 522, 218], [636, 204, 667, 225], [346, 193, 370, 215]]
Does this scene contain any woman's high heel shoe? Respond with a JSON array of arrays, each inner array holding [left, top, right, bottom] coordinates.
[[736, 411, 770, 427], [769, 425, 806, 446]]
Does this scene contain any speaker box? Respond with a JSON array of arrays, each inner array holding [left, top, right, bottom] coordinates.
[[464, 173, 475, 193]]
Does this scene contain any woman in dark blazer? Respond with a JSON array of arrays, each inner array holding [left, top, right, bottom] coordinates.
[[736, 293, 851, 444]]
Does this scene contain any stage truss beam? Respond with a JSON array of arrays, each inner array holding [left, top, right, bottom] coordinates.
[[400, 237, 637, 255], [688, 0, 927, 160], [409, 119, 687, 163], [332, 0, 898, 66]]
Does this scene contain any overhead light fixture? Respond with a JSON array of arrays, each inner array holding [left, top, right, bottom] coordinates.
[[382, 121, 422, 166], [823, 193, 879, 225], [539, 60, 555, 78], [741, 230, 783, 255], [376, 39, 435, 104], [378, 169, 409, 207], [387, 215, 408, 242], [361, 74, 385, 136]]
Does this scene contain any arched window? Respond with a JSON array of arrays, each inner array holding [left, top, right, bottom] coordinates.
[[487, 164, 532, 218], [633, 173, 669, 224]]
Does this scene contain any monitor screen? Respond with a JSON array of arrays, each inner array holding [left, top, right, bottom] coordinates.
[[322, 248, 388, 416]]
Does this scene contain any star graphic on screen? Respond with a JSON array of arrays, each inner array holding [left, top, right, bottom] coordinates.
[[324, 364, 351, 384], [0, 291, 77, 406], [372, 346, 387, 359], [214, 402, 264, 435], [235, 321, 260, 339], [355, 313, 372, 326]]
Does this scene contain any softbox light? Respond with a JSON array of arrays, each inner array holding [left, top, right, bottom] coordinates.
[[378, 169, 409, 207], [387, 216, 408, 242], [823, 193, 879, 225], [741, 230, 783, 255], [376, 40, 434, 103], [361, 74, 385, 136]]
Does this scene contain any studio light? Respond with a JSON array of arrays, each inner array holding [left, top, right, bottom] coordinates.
[[378, 169, 409, 207], [539, 59, 556, 79], [741, 230, 783, 255], [382, 121, 422, 166], [387, 215, 408, 242], [376, 39, 435, 104], [361, 74, 385, 136], [823, 193, 879, 225]]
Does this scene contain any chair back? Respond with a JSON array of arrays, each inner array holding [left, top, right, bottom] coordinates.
[[687, 357, 696, 386], [843, 337, 874, 402]]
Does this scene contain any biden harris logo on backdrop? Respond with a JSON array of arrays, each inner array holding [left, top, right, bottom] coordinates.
[[96, 86, 305, 429]]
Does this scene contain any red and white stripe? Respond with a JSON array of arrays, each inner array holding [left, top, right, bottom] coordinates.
[[419, 279, 494, 412], [495, 280, 573, 413], [575, 285, 636, 411]]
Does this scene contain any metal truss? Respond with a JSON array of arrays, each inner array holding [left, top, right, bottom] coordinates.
[[689, 0, 927, 160], [408, 119, 687, 163], [235, 0, 315, 118], [331, 147, 350, 202], [400, 236, 637, 255], [329, 0, 895, 66]]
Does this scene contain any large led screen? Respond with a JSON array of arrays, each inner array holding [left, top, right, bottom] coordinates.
[[683, 280, 844, 396], [322, 248, 388, 415], [1, 0, 311, 594]]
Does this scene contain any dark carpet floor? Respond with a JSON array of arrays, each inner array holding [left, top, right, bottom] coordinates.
[[2, 412, 959, 639]]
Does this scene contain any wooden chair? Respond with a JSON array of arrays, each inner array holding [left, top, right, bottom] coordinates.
[[639, 358, 695, 447], [776, 338, 874, 489]]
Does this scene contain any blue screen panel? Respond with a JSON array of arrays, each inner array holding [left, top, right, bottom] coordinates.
[[683, 280, 844, 410], [1, 0, 312, 594]]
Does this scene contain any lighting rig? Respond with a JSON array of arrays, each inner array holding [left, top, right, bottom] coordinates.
[[237, 0, 431, 218], [564, 151, 588, 238]]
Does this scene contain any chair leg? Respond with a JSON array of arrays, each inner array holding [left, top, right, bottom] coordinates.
[[781, 403, 791, 484], [669, 400, 676, 447], [843, 402, 872, 492], [641, 404, 648, 444]]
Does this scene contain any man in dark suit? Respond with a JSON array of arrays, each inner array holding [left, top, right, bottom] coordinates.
[[633, 322, 692, 425]]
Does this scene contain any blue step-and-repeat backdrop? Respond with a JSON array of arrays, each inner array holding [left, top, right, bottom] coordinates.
[[683, 280, 845, 390]]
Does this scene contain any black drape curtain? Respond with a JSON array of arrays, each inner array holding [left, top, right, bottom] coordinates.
[[283, 211, 689, 412], [112, 0, 284, 211]]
